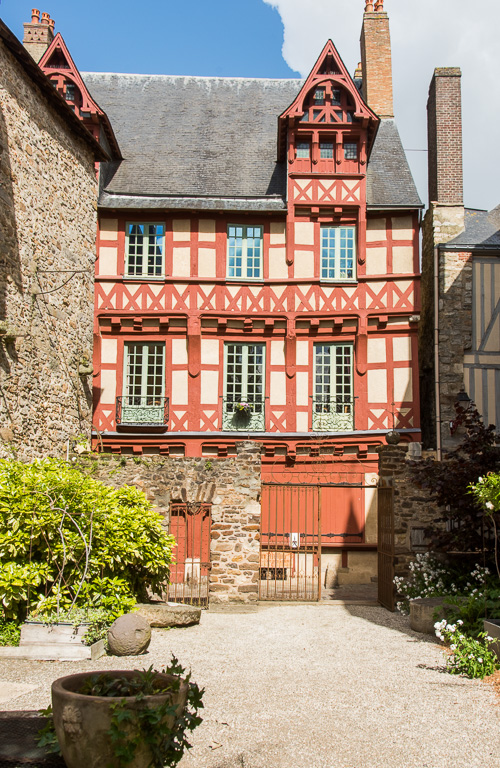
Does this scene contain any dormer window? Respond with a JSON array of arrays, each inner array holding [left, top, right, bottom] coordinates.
[[320, 142, 334, 159], [297, 141, 310, 159], [332, 89, 341, 105], [344, 142, 358, 160], [314, 88, 325, 105], [65, 82, 75, 102]]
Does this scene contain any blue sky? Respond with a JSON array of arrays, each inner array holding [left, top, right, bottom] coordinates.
[[2, 0, 500, 210]]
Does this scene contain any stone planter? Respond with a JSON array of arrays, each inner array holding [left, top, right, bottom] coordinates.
[[52, 670, 188, 768], [484, 619, 500, 659], [409, 597, 462, 635], [16, 621, 105, 660]]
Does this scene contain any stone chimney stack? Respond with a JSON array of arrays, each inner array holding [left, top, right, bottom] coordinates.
[[360, 0, 394, 118], [427, 68, 463, 205], [23, 9, 55, 63]]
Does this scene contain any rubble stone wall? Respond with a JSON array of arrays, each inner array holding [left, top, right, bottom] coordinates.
[[0, 38, 97, 460], [77, 441, 262, 604]]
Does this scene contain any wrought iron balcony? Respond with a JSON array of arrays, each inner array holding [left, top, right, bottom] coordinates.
[[221, 397, 266, 432], [116, 396, 169, 426], [311, 396, 354, 432]]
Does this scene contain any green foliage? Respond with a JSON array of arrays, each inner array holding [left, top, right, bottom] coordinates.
[[37, 658, 204, 768], [0, 618, 21, 646], [26, 605, 121, 647], [470, 471, 500, 579], [434, 619, 499, 679], [37, 706, 61, 755], [0, 458, 175, 620]]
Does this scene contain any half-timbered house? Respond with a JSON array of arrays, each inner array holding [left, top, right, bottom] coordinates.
[[32, 1, 423, 601]]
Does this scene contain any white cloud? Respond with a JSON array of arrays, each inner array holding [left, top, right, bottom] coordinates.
[[263, 0, 500, 210]]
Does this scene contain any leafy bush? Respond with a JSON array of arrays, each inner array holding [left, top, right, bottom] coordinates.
[[0, 619, 21, 646], [0, 459, 175, 620], [434, 619, 498, 679], [470, 472, 500, 579]]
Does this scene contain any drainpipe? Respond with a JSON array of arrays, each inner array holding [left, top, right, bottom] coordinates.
[[434, 245, 442, 460]]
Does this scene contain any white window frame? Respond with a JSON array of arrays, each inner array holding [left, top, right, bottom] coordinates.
[[222, 343, 266, 431], [320, 225, 357, 282], [313, 343, 354, 432], [227, 225, 263, 280], [125, 222, 165, 278], [121, 342, 165, 424]]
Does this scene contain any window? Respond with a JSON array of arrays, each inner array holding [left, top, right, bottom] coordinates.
[[313, 344, 353, 431], [223, 343, 265, 431], [344, 142, 358, 160], [296, 141, 310, 159], [320, 142, 334, 159], [227, 225, 263, 279], [313, 88, 325, 105], [64, 82, 75, 102], [126, 223, 164, 277], [332, 89, 341, 105], [321, 226, 356, 281], [119, 343, 166, 424]]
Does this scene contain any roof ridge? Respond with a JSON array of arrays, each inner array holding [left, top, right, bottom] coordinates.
[[81, 71, 304, 83]]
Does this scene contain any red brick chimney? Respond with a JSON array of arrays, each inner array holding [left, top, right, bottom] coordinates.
[[23, 9, 55, 63], [360, 0, 394, 119], [427, 68, 463, 205]]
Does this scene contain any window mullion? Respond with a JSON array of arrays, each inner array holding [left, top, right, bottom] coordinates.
[[241, 345, 249, 401]]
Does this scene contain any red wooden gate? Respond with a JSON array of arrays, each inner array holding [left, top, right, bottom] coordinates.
[[167, 502, 211, 607]]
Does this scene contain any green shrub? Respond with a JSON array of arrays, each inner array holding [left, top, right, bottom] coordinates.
[[434, 619, 498, 679], [0, 458, 175, 620], [0, 619, 21, 646]]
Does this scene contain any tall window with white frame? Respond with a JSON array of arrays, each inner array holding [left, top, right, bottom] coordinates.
[[320, 225, 356, 281], [126, 223, 164, 277], [227, 225, 263, 279], [223, 343, 265, 431], [119, 342, 166, 425], [313, 343, 354, 431]]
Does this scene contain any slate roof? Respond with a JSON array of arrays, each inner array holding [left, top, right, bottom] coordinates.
[[82, 72, 421, 211], [445, 207, 500, 250]]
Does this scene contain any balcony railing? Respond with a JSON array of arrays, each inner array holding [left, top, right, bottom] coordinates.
[[311, 396, 354, 432], [221, 397, 266, 431], [116, 396, 169, 426]]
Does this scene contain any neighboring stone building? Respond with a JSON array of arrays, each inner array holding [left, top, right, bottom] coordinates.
[[420, 68, 500, 453], [0, 17, 106, 460]]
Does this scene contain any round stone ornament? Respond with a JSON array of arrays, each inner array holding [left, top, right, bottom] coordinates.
[[107, 612, 151, 656]]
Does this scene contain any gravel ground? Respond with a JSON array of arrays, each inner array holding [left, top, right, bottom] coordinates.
[[1, 603, 499, 768]]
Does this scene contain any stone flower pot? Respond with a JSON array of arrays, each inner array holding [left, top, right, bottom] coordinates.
[[51, 670, 188, 768]]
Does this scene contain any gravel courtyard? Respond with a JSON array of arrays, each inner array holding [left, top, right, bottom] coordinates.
[[1, 603, 499, 768]]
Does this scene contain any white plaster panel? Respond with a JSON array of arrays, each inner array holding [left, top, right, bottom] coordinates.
[[201, 339, 220, 365], [100, 218, 118, 238], [294, 250, 315, 279], [100, 370, 116, 404], [201, 370, 219, 402], [198, 219, 216, 241], [366, 218, 386, 242], [367, 369, 387, 402], [198, 248, 216, 278], [394, 368, 413, 402], [393, 246, 414, 274], [270, 340, 285, 367], [268, 247, 288, 279], [270, 371, 286, 406], [101, 338, 117, 365], [296, 411, 309, 432], [296, 372, 309, 406], [391, 216, 413, 240], [98, 247, 117, 275], [294, 222, 315, 246], [365, 247, 387, 275], [171, 338, 188, 365], [172, 219, 190, 240], [171, 370, 188, 403], [270, 222, 286, 244], [393, 336, 412, 362], [296, 341, 309, 367], [367, 338, 386, 364], [172, 247, 191, 277]]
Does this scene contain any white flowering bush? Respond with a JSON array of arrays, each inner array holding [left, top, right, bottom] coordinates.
[[393, 553, 457, 613], [470, 472, 500, 580], [434, 619, 498, 679]]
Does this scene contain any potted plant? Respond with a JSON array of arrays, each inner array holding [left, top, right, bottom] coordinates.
[[49, 657, 203, 768], [235, 401, 252, 415]]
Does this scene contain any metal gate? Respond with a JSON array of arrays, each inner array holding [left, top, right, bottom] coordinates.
[[377, 484, 395, 611], [167, 502, 211, 607], [260, 484, 321, 601]]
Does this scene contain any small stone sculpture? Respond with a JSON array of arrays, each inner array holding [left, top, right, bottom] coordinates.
[[107, 613, 151, 656]]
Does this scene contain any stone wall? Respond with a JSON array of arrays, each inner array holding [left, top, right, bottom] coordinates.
[[0, 37, 97, 460], [377, 445, 440, 582], [76, 441, 262, 604]]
